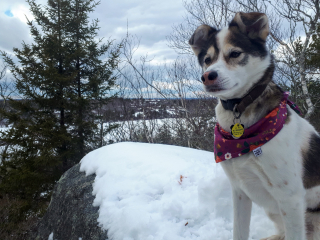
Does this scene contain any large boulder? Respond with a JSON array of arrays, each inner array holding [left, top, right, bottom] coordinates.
[[28, 163, 108, 240]]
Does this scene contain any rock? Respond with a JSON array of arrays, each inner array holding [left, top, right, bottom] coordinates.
[[28, 163, 108, 240]]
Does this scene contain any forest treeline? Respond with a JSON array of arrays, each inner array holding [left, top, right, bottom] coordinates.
[[0, 0, 319, 239]]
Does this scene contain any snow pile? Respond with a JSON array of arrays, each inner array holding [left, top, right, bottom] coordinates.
[[80, 142, 274, 240]]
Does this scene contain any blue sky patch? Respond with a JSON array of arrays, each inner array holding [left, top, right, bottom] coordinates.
[[5, 10, 13, 17]]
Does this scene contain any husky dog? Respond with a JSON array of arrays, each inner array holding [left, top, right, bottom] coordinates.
[[189, 12, 320, 240]]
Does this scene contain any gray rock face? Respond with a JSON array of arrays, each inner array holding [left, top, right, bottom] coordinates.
[[28, 163, 108, 240]]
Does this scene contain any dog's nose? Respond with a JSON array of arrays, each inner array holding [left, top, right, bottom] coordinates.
[[201, 71, 218, 85]]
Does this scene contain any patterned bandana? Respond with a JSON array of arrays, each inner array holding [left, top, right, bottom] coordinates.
[[214, 92, 302, 163]]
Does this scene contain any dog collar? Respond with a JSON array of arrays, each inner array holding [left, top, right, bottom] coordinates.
[[214, 92, 301, 163], [221, 98, 241, 111], [221, 84, 268, 115]]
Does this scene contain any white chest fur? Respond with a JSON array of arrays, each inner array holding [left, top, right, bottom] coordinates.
[[218, 108, 320, 240], [220, 108, 313, 208]]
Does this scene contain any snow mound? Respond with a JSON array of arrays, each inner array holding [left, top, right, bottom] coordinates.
[[80, 142, 274, 240]]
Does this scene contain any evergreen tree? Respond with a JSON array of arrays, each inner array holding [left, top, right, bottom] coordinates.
[[279, 25, 320, 130], [0, 0, 120, 228], [305, 23, 320, 130]]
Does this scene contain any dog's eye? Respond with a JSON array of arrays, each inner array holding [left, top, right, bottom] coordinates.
[[229, 51, 242, 58], [204, 57, 211, 65]]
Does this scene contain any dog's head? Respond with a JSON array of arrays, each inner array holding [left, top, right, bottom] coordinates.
[[189, 12, 271, 100]]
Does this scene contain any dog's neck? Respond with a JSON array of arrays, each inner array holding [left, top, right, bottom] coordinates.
[[215, 80, 283, 132], [220, 83, 269, 115]]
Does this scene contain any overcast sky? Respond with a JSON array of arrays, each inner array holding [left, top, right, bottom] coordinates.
[[0, 0, 187, 65]]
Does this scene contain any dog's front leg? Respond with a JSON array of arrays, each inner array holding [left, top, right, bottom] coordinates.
[[232, 188, 252, 240], [276, 195, 306, 240]]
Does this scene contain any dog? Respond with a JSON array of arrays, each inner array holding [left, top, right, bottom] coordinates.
[[189, 12, 320, 240]]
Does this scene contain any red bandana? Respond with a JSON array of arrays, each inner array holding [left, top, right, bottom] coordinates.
[[214, 92, 301, 163]]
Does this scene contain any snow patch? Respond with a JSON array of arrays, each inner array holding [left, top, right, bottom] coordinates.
[[48, 232, 53, 240], [80, 142, 275, 240], [134, 111, 144, 117]]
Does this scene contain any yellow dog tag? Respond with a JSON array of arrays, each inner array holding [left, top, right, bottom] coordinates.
[[231, 123, 244, 139]]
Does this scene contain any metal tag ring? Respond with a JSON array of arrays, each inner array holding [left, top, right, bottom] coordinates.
[[233, 104, 242, 119]]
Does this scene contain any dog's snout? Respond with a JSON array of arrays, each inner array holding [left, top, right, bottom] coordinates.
[[201, 71, 218, 85]]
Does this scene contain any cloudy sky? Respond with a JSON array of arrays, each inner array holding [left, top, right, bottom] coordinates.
[[0, 0, 187, 65]]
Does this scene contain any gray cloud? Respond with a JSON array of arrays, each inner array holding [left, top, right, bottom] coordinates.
[[0, 0, 186, 63], [0, 14, 31, 53]]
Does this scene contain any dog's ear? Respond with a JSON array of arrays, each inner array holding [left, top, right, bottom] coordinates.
[[230, 12, 269, 41], [189, 25, 216, 56]]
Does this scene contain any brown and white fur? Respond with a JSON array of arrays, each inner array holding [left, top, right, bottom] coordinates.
[[189, 12, 320, 240]]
